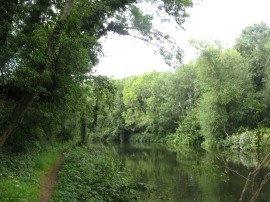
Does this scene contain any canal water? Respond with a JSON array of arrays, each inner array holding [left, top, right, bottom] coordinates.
[[112, 143, 270, 202]]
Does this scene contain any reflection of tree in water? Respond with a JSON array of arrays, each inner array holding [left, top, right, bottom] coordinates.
[[115, 144, 270, 202], [219, 149, 270, 201], [174, 146, 233, 202], [224, 150, 260, 168], [238, 153, 270, 202]]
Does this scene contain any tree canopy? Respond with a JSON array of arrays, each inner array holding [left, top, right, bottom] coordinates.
[[90, 23, 270, 149], [0, 0, 193, 147]]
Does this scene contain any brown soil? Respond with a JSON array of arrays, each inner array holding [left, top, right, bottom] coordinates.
[[39, 153, 63, 202]]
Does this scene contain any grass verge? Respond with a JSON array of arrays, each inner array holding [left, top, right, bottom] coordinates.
[[0, 143, 65, 201]]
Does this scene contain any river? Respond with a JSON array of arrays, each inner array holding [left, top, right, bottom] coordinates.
[[111, 143, 270, 202]]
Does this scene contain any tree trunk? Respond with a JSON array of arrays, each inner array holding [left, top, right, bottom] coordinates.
[[0, 0, 76, 147], [80, 115, 87, 145], [0, 92, 35, 147]]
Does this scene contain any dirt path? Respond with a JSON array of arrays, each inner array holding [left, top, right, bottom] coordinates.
[[39, 153, 63, 202]]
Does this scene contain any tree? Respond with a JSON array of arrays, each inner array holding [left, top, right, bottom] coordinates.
[[171, 63, 197, 119], [80, 76, 115, 145], [0, 0, 193, 147], [92, 79, 127, 142], [235, 22, 270, 91], [0, 0, 80, 147], [170, 63, 200, 145], [195, 44, 252, 146], [121, 71, 182, 136], [122, 73, 153, 133], [235, 23, 270, 127]]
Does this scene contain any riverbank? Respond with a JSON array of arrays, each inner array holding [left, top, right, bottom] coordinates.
[[0, 143, 148, 201], [0, 143, 61, 201], [52, 145, 148, 201], [126, 128, 270, 151], [1, 140, 269, 201]]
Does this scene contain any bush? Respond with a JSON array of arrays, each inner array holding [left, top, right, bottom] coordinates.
[[224, 128, 270, 150]]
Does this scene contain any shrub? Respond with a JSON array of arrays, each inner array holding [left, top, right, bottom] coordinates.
[[224, 128, 270, 150]]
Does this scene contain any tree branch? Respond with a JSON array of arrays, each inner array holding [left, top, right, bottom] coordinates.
[[239, 152, 270, 202], [250, 172, 270, 202]]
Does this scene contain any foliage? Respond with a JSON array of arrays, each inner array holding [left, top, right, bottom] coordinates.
[[235, 22, 270, 91], [0, 143, 62, 201], [1, 0, 269, 153], [53, 146, 148, 202], [93, 23, 270, 150], [168, 108, 202, 145], [94, 69, 198, 142], [0, 0, 193, 148], [195, 46, 252, 145], [224, 128, 270, 150]]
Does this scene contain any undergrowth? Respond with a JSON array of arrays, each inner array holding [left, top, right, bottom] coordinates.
[[0, 142, 63, 201], [53, 145, 148, 202]]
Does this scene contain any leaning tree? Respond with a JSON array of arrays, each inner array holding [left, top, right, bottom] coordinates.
[[0, 0, 193, 147]]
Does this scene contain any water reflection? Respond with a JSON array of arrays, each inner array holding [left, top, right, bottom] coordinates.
[[113, 143, 270, 202]]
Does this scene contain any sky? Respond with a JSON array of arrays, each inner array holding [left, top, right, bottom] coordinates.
[[94, 0, 270, 79]]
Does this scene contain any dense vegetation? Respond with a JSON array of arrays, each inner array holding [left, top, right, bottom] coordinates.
[[92, 23, 270, 149], [1, 0, 270, 201], [0, 0, 192, 149], [0, 0, 192, 201], [2, 1, 269, 151], [53, 145, 148, 201], [0, 143, 61, 201]]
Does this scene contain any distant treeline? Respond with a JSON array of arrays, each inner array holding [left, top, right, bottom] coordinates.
[[2, 21, 270, 151], [92, 22, 270, 149]]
